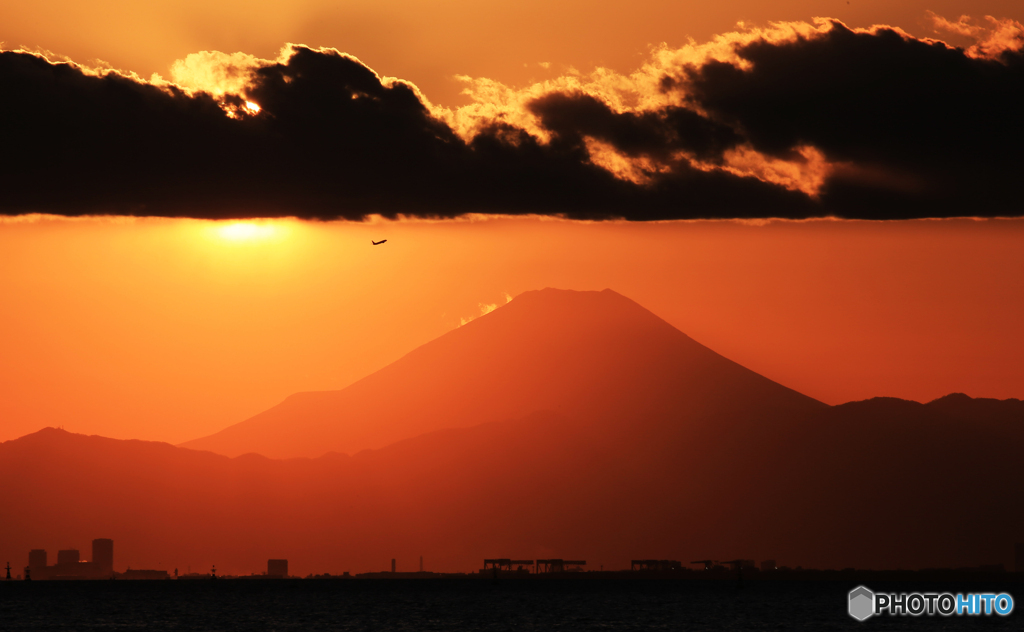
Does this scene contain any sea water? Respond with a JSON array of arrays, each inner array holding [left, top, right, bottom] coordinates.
[[1, 579, 1020, 630]]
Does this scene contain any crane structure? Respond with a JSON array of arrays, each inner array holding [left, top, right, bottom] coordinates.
[[535, 559, 586, 573], [482, 559, 534, 572]]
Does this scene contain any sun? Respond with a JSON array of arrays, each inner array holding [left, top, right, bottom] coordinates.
[[216, 221, 279, 241], [200, 219, 294, 248]]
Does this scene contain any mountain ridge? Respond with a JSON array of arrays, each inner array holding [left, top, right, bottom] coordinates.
[[180, 287, 824, 459], [15, 388, 1019, 457], [7, 289, 1020, 575], [4, 389, 1023, 575]]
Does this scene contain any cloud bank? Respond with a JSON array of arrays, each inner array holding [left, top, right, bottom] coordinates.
[[1, 16, 1021, 220]]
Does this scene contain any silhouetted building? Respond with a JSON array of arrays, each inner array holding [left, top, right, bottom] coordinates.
[[93, 539, 113, 576], [1016, 543, 1024, 574], [483, 559, 534, 572], [28, 550, 47, 571], [267, 559, 288, 578], [536, 559, 586, 573], [761, 560, 776, 572], [57, 550, 80, 566], [25, 540, 123, 580], [391, 559, 396, 573]]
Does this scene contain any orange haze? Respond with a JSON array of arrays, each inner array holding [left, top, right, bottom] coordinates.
[[2, 216, 1022, 445], [2, 1, 1021, 106]]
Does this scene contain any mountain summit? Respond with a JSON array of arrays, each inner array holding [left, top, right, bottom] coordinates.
[[182, 288, 822, 458]]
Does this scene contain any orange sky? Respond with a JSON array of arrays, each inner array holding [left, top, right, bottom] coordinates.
[[2, 215, 1022, 445], [1, 2, 1023, 446], [2, 1, 1021, 106]]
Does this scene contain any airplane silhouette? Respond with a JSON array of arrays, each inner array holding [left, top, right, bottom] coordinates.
[[372, 239, 387, 245]]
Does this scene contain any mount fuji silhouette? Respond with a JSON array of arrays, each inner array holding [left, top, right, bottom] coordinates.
[[3, 288, 1023, 574], [182, 288, 823, 458]]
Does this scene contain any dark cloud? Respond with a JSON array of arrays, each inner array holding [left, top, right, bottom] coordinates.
[[0, 46, 808, 219], [527, 92, 742, 163], [1, 21, 1021, 220], [681, 21, 1024, 218]]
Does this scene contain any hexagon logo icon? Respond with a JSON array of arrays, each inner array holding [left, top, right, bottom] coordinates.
[[849, 586, 875, 621]]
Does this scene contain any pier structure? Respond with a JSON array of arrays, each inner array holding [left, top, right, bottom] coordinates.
[[535, 559, 586, 573], [483, 559, 534, 572]]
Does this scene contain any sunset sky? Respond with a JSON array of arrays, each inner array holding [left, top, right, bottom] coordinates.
[[3, 0, 1021, 106], [2, 1, 1023, 446]]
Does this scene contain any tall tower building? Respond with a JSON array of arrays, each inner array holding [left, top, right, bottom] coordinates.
[[57, 550, 79, 566], [267, 559, 288, 578], [28, 550, 47, 570], [93, 539, 114, 576]]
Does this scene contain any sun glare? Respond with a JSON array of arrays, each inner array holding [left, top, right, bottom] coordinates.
[[216, 221, 279, 241]]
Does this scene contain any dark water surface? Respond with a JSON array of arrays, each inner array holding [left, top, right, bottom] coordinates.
[[1, 579, 1020, 631]]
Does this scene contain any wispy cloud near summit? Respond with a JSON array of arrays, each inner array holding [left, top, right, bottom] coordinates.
[[1, 16, 1021, 220]]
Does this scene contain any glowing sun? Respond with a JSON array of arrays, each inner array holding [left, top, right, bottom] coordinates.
[[217, 221, 279, 241]]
